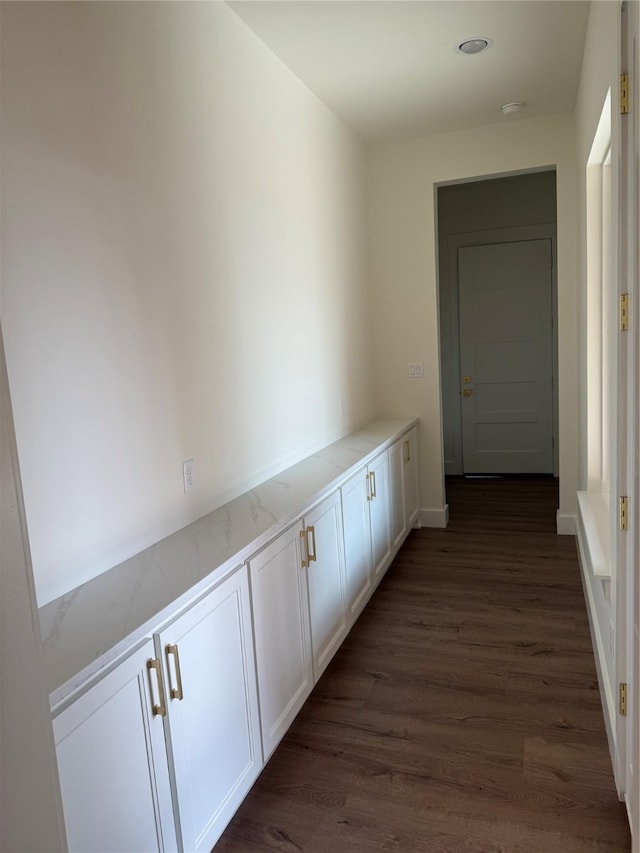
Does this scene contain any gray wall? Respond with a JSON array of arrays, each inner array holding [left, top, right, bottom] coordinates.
[[437, 170, 558, 474]]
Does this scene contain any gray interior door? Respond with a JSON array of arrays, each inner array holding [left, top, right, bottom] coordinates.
[[458, 239, 553, 474]]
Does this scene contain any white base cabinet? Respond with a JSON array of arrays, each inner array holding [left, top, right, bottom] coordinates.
[[403, 426, 420, 528], [249, 521, 313, 760], [389, 438, 408, 551], [157, 566, 261, 853], [368, 450, 392, 582], [390, 427, 420, 549], [303, 491, 348, 680], [54, 640, 177, 853], [340, 448, 394, 628], [341, 468, 373, 623], [54, 565, 261, 853], [52, 422, 420, 852]]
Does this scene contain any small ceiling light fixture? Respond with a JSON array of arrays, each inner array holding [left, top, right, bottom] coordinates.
[[456, 37, 492, 55], [501, 101, 524, 116]]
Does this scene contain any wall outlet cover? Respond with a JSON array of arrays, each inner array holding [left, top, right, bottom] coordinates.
[[183, 459, 194, 493]]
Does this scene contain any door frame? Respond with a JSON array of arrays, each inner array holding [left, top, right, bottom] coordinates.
[[442, 223, 558, 476], [616, 0, 639, 842]]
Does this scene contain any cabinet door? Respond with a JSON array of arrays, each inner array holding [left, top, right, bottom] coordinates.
[[403, 426, 420, 528], [53, 641, 177, 853], [249, 523, 313, 760], [341, 468, 372, 623], [389, 439, 407, 552], [157, 566, 261, 853], [368, 451, 391, 582], [303, 491, 347, 680]]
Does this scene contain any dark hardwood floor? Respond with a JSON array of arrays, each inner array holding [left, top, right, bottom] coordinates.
[[216, 476, 631, 852]]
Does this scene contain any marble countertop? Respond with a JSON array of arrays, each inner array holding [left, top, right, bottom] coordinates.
[[40, 417, 417, 711]]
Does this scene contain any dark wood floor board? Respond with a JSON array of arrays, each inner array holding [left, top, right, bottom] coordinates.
[[335, 793, 628, 853], [285, 705, 526, 779], [361, 682, 612, 752], [215, 476, 630, 852], [328, 790, 518, 853], [330, 645, 512, 694], [505, 668, 602, 707], [236, 745, 628, 852], [341, 625, 598, 683], [297, 737, 629, 847], [522, 736, 618, 790], [336, 789, 627, 853]]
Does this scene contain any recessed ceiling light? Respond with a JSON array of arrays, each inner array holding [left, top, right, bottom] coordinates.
[[501, 101, 524, 115], [456, 37, 492, 55]]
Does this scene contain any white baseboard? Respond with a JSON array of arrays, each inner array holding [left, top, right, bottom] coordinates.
[[419, 505, 449, 528], [556, 511, 576, 535]]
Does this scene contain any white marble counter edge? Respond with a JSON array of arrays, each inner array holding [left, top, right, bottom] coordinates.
[[42, 417, 418, 712]]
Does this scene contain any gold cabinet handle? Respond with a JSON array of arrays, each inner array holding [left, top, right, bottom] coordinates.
[[366, 472, 372, 501], [307, 525, 317, 563], [166, 644, 184, 701], [147, 658, 167, 717], [403, 440, 410, 463], [370, 470, 377, 499], [300, 528, 310, 568]]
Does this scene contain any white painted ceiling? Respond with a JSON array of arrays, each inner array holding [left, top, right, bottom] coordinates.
[[227, 0, 591, 141]]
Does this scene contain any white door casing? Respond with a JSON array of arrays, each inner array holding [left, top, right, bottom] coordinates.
[[617, 0, 639, 844], [458, 239, 554, 474]]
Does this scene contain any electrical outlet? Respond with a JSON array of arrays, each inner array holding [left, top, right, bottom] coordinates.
[[183, 459, 194, 493], [408, 362, 424, 378]]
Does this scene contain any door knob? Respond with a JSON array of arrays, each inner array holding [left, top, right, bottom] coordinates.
[[463, 389, 472, 397]]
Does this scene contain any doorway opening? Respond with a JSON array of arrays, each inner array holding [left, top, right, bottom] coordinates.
[[437, 170, 559, 488]]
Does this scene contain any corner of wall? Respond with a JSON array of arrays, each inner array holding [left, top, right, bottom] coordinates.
[[419, 504, 449, 529]]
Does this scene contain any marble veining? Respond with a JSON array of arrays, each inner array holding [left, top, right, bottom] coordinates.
[[40, 417, 417, 710]]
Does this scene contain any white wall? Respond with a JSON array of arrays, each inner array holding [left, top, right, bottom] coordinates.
[[0, 327, 66, 852], [575, 0, 621, 754], [0, 2, 373, 606], [367, 114, 577, 526]]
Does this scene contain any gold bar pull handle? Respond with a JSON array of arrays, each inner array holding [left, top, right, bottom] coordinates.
[[300, 528, 310, 568], [366, 472, 372, 501], [166, 644, 184, 701], [147, 658, 167, 718], [403, 440, 410, 463], [307, 525, 317, 563], [370, 470, 377, 499]]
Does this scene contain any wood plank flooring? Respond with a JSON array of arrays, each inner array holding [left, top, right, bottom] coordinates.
[[215, 476, 630, 852]]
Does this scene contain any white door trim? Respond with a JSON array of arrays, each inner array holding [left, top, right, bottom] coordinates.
[[616, 0, 639, 842]]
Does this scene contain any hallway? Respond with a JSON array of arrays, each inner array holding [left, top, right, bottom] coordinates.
[[216, 477, 630, 852]]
